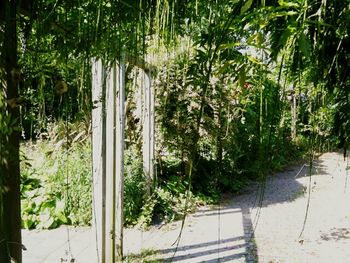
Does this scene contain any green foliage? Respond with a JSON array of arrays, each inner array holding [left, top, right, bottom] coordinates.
[[18, 51, 92, 139], [20, 139, 92, 229], [20, 140, 201, 230], [137, 195, 157, 229], [6, 0, 350, 236], [124, 145, 146, 225], [137, 178, 198, 229], [124, 249, 161, 263]]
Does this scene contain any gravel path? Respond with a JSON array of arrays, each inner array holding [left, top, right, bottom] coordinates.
[[22, 152, 350, 262]]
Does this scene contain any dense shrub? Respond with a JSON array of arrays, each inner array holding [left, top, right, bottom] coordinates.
[[123, 145, 146, 225], [21, 140, 92, 229], [20, 140, 200, 229]]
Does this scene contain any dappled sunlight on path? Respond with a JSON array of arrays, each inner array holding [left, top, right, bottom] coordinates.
[[22, 152, 350, 262]]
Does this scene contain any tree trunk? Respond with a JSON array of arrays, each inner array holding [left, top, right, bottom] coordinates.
[[1, 0, 22, 262]]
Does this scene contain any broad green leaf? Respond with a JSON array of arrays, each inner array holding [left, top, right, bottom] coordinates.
[[247, 34, 256, 45], [56, 212, 68, 224], [270, 11, 298, 18], [259, 19, 267, 29], [217, 60, 235, 74], [277, 27, 294, 48], [278, 0, 300, 8], [298, 32, 311, 57], [23, 218, 34, 229], [256, 32, 263, 47], [241, 0, 253, 14], [239, 66, 246, 87], [247, 55, 263, 65]]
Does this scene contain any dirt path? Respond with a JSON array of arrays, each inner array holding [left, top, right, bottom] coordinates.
[[22, 152, 350, 262]]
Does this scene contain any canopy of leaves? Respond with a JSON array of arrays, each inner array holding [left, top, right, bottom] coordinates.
[[1, 0, 349, 227]]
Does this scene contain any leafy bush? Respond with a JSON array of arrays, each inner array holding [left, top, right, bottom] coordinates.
[[124, 145, 146, 225], [124, 249, 161, 263], [21, 140, 92, 229], [20, 140, 208, 230], [137, 178, 198, 229]]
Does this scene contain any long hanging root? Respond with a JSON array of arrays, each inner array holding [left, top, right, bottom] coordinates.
[[169, 161, 193, 262], [249, 126, 274, 241], [245, 167, 268, 245], [298, 149, 314, 239]]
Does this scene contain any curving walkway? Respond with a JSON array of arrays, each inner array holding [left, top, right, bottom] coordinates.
[[22, 152, 350, 262]]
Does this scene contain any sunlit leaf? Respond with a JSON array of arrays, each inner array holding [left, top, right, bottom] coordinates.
[[239, 66, 246, 87], [269, 10, 298, 19], [241, 0, 253, 14], [298, 32, 311, 58], [278, 0, 300, 8]]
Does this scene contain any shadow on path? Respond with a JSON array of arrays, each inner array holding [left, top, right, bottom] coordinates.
[[147, 159, 330, 262], [22, 154, 350, 263], [161, 239, 246, 262]]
